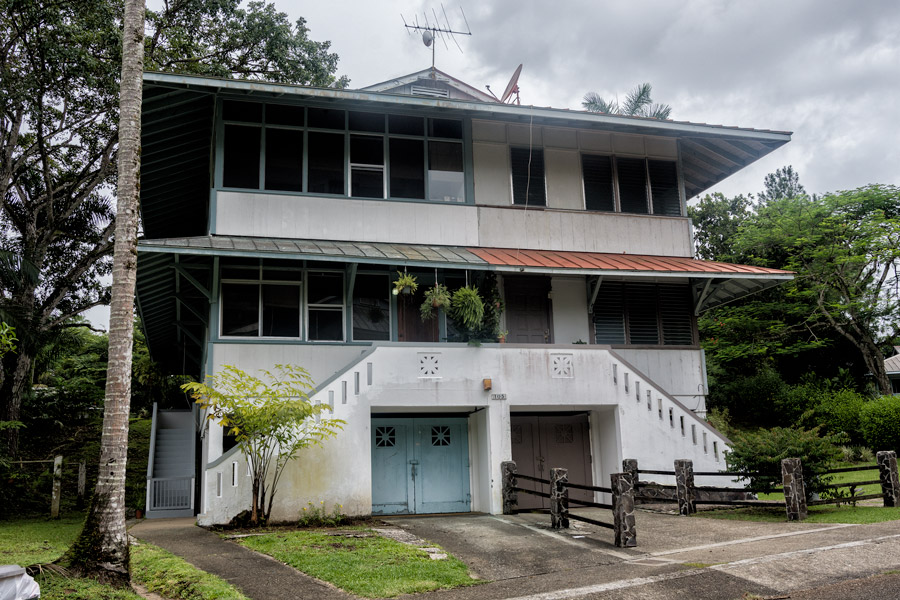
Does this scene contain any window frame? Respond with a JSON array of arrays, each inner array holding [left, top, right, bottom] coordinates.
[[579, 153, 683, 217], [217, 98, 468, 204], [219, 264, 303, 340], [350, 271, 392, 342], [509, 146, 547, 207], [305, 271, 346, 342]]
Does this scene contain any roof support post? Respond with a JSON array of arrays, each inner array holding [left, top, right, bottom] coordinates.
[[587, 276, 603, 314], [694, 279, 713, 316], [172, 264, 212, 301]]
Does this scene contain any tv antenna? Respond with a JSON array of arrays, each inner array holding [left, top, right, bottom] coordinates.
[[402, 5, 472, 72], [485, 64, 523, 104]]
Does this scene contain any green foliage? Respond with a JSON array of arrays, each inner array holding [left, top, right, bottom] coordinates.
[[0, 323, 16, 357], [800, 388, 868, 446], [448, 286, 485, 331], [705, 407, 733, 439], [860, 396, 900, 454], [238, 529, 481, 597], [419, 283, 451, 321], [725, 426, 842, 497], [297, 501, 350, 528], [708, 368, 789, 427], [698, 505, 900, 525], [687, 192, 753, 261], [392, 272, 418, 296], [582, 82, 672, 120], [182, 365, 344, 525]]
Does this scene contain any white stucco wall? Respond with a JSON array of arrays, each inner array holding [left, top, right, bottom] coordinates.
[[550, 277, 590, 344], [198, 343, 726, 525], [613, 348, 707, 414]]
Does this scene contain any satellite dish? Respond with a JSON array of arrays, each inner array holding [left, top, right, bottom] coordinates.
[[422, 30, 434, 47], [500, 64, 523, 104]]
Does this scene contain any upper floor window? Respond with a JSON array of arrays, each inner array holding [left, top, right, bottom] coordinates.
[[581, 155, 681, 216], [592, 282, 694, 346], [510, 147, 546, 206], [220, 100, 465, 203]]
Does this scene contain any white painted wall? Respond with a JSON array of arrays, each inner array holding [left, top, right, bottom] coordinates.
[[215, 192, 479, 246], [550, 277, 591, 344], [613, 349, 707, 414], [198, 343, 726, 525], [477, 206, 693, 256]]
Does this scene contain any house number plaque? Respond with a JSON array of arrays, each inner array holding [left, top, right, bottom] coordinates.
[[490, 393, 507, 401]]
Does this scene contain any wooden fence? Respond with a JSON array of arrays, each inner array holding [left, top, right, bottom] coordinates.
[[501, 461, 637, 548]]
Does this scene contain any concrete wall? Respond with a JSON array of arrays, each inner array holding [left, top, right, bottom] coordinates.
[[613, 348, 707, 414], [198, 343, 726, 525], [550, 277, 591, 344]]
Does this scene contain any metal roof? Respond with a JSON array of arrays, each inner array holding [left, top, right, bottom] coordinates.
[[887, 349, 900, 374]]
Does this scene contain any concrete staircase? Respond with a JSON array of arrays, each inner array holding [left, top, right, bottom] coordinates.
[[146, 405, 196, 518]]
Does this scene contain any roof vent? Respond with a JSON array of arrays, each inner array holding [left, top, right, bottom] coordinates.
[[411, 85, 450, 98]]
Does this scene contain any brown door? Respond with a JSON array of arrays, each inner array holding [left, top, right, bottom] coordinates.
[[397, 287, 439, 342], [511, 414, 593, 510], [505, 277, 551, 344]]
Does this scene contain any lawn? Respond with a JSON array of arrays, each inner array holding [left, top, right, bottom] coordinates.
[[696, 504, 900, 524], [0, 514, 248, 600], [756, 462, 882, 501], [236, 528, 482, 598]]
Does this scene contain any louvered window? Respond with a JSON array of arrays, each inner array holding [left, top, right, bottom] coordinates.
[[582, 155, 615, 212], [511, 147, 546, 206], [649, 159, 681, 216], [616, 157, 648, 214], [592, 283, 694, 346]]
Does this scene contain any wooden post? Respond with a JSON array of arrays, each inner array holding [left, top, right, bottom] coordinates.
[[77, 461, 87, 509], [674, 459, 695, 516], [550, 467, 569, 529], [611, 472, 637, 548], [51, 455, 63, 519], [782, 457, 807, 521], [501, 460, 518, 515], [877, 451, 900, 507]]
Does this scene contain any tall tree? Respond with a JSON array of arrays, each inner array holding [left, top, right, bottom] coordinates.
[[758, 165, 806, 205], [582, 82, 672, 120], [736, 185, 900, 394], [688, 192, 753, 261], [0, 0, 346, 456], [62, 0, 144, 582]]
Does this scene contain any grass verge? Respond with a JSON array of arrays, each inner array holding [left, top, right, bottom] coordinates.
[[0, 514, 247, 600], [696, 505, 900, 524], [237, 528, 482, 598]]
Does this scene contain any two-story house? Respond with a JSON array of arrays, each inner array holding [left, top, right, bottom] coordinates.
[[137, 67, 792, 523]]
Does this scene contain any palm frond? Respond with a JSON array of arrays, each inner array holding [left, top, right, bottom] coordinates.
[[644, 103, 673, 120], [622, 82, 653, 116], [582, 92, 618, 114]]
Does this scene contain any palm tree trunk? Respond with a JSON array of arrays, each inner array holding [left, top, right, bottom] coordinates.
[[62, 0, 144, 584]]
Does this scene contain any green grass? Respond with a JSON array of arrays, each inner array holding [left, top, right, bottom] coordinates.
[[696, 505, 900, 524], [237, 528, 482, 598], [0, 514, 247, 600], [757, 462, 882, 501]]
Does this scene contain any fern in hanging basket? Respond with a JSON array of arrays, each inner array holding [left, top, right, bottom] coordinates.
[[420, 283, 451, 321], [449, 285, 485, 330], [392, 272, 418, 296]]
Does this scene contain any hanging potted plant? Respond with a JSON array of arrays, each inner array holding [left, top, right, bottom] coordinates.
[[449, 285, 485, 330], [420, 283, 451, 321], [392, 272, 418, 296]]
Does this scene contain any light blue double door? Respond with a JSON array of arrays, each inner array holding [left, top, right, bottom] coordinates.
[[371, 418, 471, 515]]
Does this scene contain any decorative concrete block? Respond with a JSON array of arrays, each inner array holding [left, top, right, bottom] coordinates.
[[611, 472, 637, 548], [782, 457, 807, 521], [877, 451, 900, 507], [550, 467, 569, 529]]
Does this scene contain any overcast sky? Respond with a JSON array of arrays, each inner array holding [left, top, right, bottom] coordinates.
[[287, 0, 900, 199], [90, 1, 900, 330]]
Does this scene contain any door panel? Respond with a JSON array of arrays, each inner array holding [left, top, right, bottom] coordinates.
[[510, 414, 593, 510], [371, 418, 470, 515], [505, 277, 551, 344], [397, 288, 439, 342]]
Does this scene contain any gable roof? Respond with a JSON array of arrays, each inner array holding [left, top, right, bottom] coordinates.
[[887, 348, 900, 374], [360, 67, 496, 102]]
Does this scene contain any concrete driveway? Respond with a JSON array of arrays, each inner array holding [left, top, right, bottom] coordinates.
[[384, 509, 900, 599]]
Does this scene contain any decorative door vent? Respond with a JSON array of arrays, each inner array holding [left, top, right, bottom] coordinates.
[[375, 426, 396, 448], [550, 354, 574, 378], [431, 426, 451, 446], [554, 424, 574, 444]]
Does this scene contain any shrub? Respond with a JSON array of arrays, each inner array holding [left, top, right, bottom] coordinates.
[[725, 426, 842, 497], [708, 368, 788, 427], [860, 396, 900, 454], [802, 388, 868, 446], [298, 501, 349, 527]]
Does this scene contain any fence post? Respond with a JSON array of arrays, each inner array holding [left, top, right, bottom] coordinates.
[[623, 458, 639, 486], [782, 457, 807, 521], [77, 461, 86, 509], [611, 472, 637, 548], [550, 468, 569, 529], [674, 459, 695, 516], [51, 455, 63, 519], [501, 460, 518, 515], [877, 451, 900, 507]]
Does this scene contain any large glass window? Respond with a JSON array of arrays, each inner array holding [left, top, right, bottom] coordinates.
[[307, 272, 344, 341], [221, 100, 464, 202], [592, 282, 694, 346], [352, 274, 390, 341], [510, 147, 546, 206]]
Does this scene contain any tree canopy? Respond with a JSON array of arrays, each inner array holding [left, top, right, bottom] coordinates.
[[0, 0, 346, 454]]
